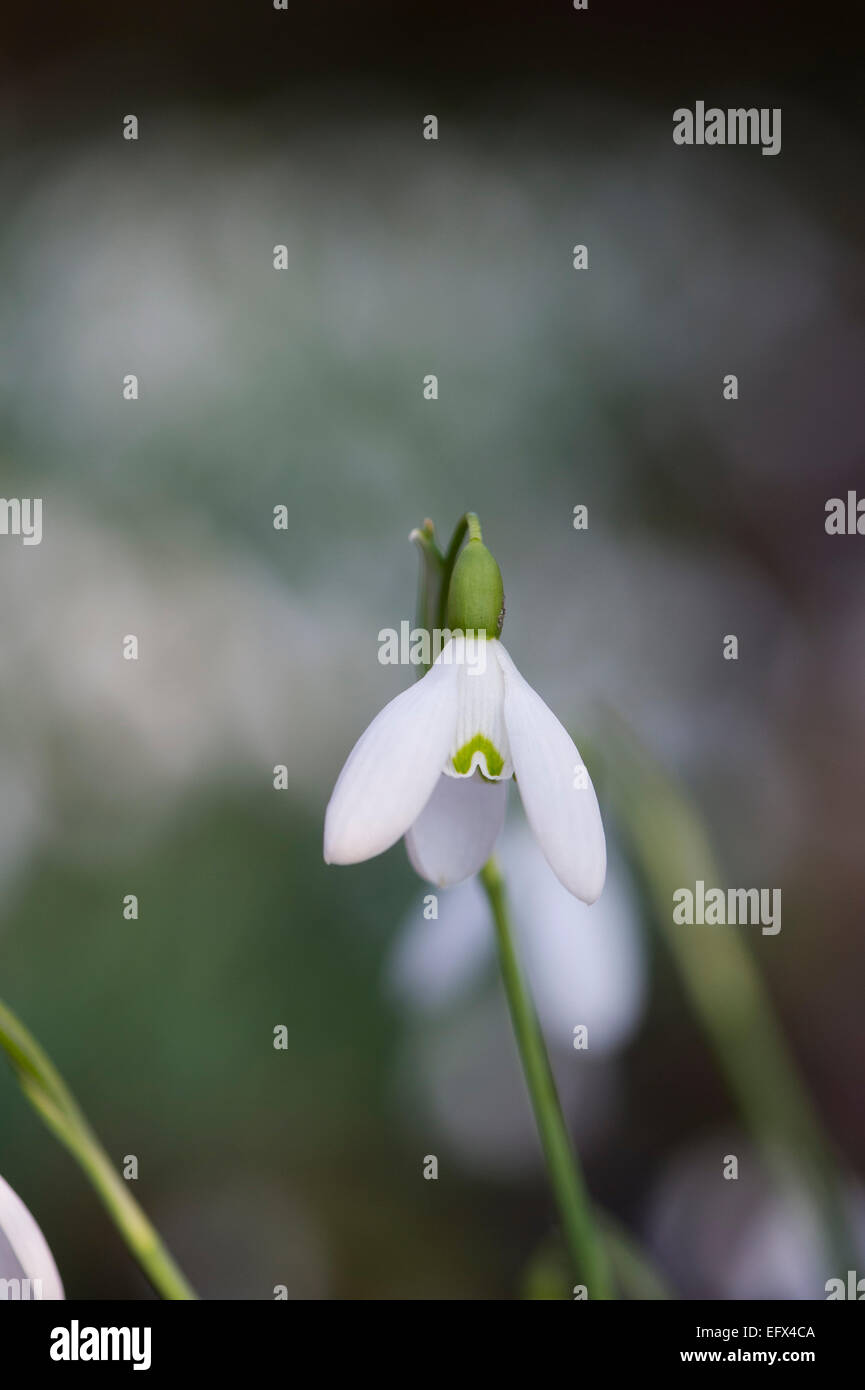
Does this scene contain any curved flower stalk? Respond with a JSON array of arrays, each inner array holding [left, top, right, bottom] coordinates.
[[324, 514, 615, 1297], [0, 1173, 64, 1300], [325, 515, 606, 902], [0, 998, 196, 1300]]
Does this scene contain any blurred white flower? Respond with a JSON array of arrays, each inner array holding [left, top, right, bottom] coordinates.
[[0, 1173, 64, 1300], [645, 1138, 865, 1300], [389, 825, 645, 1055], [398, 993, 611, 1178]]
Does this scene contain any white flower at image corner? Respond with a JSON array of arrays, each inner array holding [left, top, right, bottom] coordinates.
[[0, 1173, 64, 1300], [324, 632, 606, 902]]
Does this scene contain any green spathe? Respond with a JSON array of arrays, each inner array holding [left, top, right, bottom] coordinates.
[[445, 537, 504, 636]]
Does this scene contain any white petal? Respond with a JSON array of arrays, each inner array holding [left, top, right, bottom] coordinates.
[[405, 771, 507, 886], [0, 1174, 64, 1299], [387, 876, 492, 1012], [443, 635, 512, 780], [496, 643, 606, 903], [324, 652, 459, 864]]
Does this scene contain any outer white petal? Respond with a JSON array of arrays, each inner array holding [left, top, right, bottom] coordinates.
[[405, 771, 507, 887], [324, 653, 459, 865], [0, 1174, 64, 1299], [496, 643, 606, 903]]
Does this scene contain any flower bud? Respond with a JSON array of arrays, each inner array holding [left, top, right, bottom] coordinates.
[[445, 537, 505, 637]]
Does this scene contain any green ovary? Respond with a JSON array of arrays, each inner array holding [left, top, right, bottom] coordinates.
[[452, 734, 505, 778]]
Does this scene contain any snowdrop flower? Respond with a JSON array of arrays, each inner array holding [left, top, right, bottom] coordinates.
[[325, 523, 606, 902], [0, 1173, 64, 1300]]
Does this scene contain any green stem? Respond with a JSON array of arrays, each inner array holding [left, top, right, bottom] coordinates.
[[600, 1212, 673, 1300], [480, 858, 615, 1299], [523, 1218, 673, 1300], [0, 997, 196, 1300]]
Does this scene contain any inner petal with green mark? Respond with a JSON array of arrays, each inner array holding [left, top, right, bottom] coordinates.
[[443, 637, 513, 780], [452, 734, 505, 778]]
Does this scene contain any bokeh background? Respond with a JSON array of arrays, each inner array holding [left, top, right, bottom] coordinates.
[[1, 1, 863, 1299]]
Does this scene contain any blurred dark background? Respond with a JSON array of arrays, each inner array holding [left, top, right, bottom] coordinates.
[[1, 1, 863, 1299]]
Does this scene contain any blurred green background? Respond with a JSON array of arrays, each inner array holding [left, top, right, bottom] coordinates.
[[1, 1, 863, 1298]]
